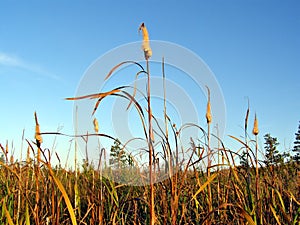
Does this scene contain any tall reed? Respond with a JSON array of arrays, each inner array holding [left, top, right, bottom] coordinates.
[[139, 22, 156, 225]]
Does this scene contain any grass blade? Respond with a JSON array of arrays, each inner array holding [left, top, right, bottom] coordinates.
[[270, 205, 282, 225], [191, 173, 218, 203], [3, 198, 14, 225], [45, 163, 78, 225]]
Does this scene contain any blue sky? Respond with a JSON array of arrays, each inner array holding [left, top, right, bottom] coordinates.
[[0, 1, 299, 165]]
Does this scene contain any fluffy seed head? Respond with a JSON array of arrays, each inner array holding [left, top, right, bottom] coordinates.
[[139, 23, 152, 60]]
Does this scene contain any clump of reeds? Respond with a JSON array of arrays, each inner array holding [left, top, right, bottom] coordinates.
[[0, 23, 299, 225]]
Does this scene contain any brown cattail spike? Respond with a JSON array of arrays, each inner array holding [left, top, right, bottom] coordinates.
[[5, 141, 8, 154], [34, 112, 43, 147], [138, 23, 152, 60], [206, 86, 212, 124], [245, 98, 250, 131], [253, 113, 259, 136], [93, 118, 99, 133]]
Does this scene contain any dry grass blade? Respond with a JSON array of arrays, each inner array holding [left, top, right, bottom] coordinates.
[[270, 205, 282, 225], [0, 160, 20, 179], [289, 192, 300, 205], [190, 173, 218, 204], [274, 189, 286, 213], [228, 135, 248, 148], [44, 162, 78, 225], [88, 89, 145, 117], [65, 88, 122, 101], [238, 206, 256, 225], [121, 90, 145, 117], [127, 70, 147, 110], [39, 131, 118, 144], [104, 61, 145, 80], [66, 87, 125, 115]]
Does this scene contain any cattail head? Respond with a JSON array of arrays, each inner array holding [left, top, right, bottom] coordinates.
[[206, 102, 212, 124], [138, 23, 152, 60], [34, 111, 43, 146], [93, 118, 99, 133], [205, 86, 212, 124], [5, 141, 8, 154], [252, 113, 259, 135], [27, 146, 31, 164], [245, 98, 250, 131]]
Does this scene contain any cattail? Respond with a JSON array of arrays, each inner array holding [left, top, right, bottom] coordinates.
[[93, 118, 99, 133], [27, 146, 30, 164], [245, 99, 250, 131], [206, 101, 212, 124], [206, 86, 212, 124], [138, 23, 152, 60], [252, 113, 259, 135], [34, 111, 43, 146], [5, 141, 8, 155]]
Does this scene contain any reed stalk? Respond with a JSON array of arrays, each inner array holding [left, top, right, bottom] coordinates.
[[139, 22, 156, 225], [253, 113, 261, 224], [205, 86, 213, 223]]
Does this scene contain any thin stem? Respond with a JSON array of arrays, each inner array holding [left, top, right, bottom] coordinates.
[[147, 59, 156, 225], [206, 86, 212, 223], [255, 135, 261, 224], [207, 123, 212, 214], [74, 106, 79, 216]]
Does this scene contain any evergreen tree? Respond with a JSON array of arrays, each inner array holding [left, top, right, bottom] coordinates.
[[109, 139, 129, 168], [264, 133, 283, 166], [239, 150, 248, 168], [293, 122, 300, 162]]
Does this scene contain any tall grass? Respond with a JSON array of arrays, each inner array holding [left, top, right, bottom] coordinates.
[[0, 23, 299, 225], [0, 134, 299, 224]]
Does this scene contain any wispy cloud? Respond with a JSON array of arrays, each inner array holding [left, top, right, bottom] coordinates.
[[0, 52, 60, 80], [0, 52, 24, 67]]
